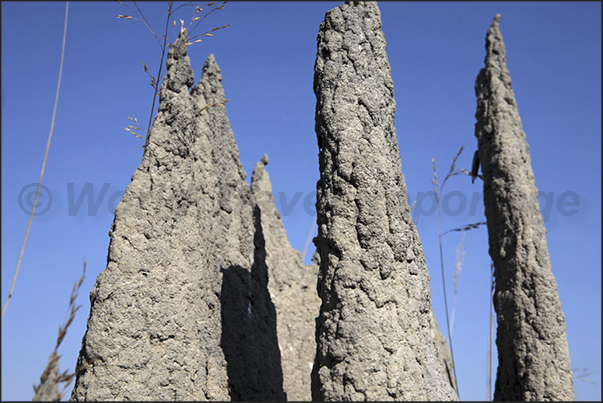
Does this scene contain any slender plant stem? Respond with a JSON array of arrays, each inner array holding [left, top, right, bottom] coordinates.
[[142, 1, 173, 155], [437, 204, 459, 396], [2, 1, 69, 320], [133, 1, 162, 49], [487, 263, 495, 400], [450, 293, 457, 334], [431, 147, 465, 395]]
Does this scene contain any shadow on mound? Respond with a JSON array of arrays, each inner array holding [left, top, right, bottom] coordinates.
[[220, 206, 286, 400]]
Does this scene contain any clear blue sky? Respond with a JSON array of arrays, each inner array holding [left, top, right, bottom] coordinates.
[[2, 1, 600, 401]]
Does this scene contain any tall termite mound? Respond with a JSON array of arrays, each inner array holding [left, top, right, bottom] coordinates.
[[311, 1, 458, 400], [70, 29, 318, 401], [474, 14, 575, 401]]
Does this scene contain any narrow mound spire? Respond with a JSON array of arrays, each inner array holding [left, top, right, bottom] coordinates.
[[311, 2, 458, 400], [474, 14, 576, 401]]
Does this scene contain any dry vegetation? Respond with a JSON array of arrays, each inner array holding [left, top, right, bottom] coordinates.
[[430, 145, 491, 397], [116, 1, 229, 151], [32, 261, 86, 401]]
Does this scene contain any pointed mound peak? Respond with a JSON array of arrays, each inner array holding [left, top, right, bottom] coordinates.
[[170, 28, 190, 61], [191, 54, 227, 106], [251, 155, 270, 196], [203, 53, 218, 70], [487, 13, 502, 39], [345, 1, 367, 6], [162, 28, 194, 93], [484, 13, 507, 68], [201, 54, 223, 83]]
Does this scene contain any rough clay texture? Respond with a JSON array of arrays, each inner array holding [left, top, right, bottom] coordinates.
[[429, 308, 457, 391], [251, 156, 321, 401], [70, 30, 316, 401], [311, 2, 458, 400], [474, 15, 575, 401]]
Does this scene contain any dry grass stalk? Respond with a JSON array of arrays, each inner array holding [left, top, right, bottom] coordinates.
[[443, 221, 487, 235], [449, 232, 465, 335], [433, 147, 494, 399], [572, 368, 600, 385], [431, 145, 466, 397], [432, 145, 465, 204], [432, 146, 494, 398], [2, 1, 69, 321], [33, 260, 87, 401], [460, 167, 482, 182], [115, 1, 229, 149], [194, 98, 230, 116], [125, 116, 144, 138], [487, 262, 495, 400]]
